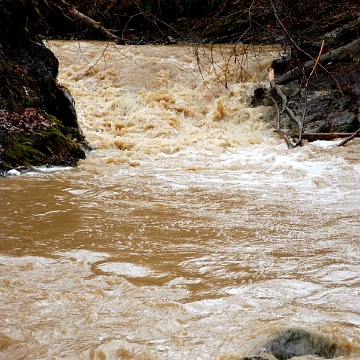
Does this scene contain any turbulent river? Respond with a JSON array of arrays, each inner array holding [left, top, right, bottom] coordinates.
[[0, 41, 359, 359]]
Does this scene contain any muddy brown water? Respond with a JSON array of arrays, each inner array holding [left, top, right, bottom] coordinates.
[[0, 41, 359, 359]]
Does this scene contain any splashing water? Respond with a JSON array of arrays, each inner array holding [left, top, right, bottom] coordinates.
[[0, 41, 359, 359]]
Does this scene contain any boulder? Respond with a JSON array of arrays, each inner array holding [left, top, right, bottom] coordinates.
[[244, 327, 349, 360], [0, 0, 90, 174]]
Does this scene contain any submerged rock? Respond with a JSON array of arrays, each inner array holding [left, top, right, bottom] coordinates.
[[245, 327, 349, 360]]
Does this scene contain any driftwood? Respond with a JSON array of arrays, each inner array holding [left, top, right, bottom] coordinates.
[[290, 132, 360, 142], [277, 38, 360, 85], [47, 0, 123, 43], [338, 128, 360, 146]]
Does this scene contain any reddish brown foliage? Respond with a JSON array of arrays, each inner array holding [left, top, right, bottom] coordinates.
[[0, 108, 50, 136]]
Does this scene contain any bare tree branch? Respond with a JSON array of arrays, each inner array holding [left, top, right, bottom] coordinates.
[[267, 68, 303, 148]]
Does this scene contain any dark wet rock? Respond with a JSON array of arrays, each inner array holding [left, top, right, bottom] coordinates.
[[245, 327, 349, 360], [250, 67, 360, 134], [279, 80, 360, 134], [304, 90, 360, 133], [0, 0, 90, 173], [270, 58, 289, 75]]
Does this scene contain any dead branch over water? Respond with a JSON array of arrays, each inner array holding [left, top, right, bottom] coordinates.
[[47, 0, 123, 43]]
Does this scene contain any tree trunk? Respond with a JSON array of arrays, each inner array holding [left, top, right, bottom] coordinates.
[[277, 38, 360, 84], [47, 0, 123, 43], [291, 132, 360, 141]]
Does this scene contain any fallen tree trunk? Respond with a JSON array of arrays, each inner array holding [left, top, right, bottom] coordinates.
[[47, 0, 123, 43], [290, 132, 360, 141], [277, 38, 360, 85], [338, 128, 360, 146]]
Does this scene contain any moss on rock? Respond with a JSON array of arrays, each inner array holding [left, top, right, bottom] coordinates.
[[0, 109, 86, 171]]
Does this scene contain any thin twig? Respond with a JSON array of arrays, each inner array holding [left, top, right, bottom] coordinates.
[[307, 39, 325, 86]]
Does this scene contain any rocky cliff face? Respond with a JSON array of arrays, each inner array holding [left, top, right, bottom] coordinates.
[[0, 0, 90, 174]]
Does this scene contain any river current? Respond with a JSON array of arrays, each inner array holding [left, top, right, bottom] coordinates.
[[0, 41, 359, 359]]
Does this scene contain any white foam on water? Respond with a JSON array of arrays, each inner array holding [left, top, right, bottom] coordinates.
[[96, 261, 152, 277], [7, 169, 21, 176], [56, 249, 111, 263]]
